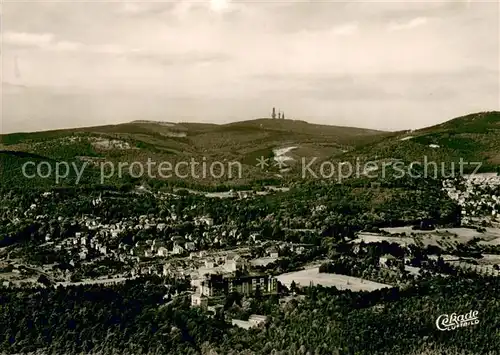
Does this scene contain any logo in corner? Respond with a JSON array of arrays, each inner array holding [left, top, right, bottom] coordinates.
[[436, 310, 479, 331]]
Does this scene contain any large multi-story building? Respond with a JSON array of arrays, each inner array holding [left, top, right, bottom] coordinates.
[[199, 274, 277, 298], [191, 273, 278, 309]]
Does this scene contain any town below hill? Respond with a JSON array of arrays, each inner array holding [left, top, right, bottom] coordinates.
[[1, 111, 500, 355], [1, 161, 499, 354]]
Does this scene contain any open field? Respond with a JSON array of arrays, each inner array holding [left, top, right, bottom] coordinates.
[[479, 236, 500, 246], [479, 254, 500, 263], [353, 228, 500, 248], [352, 232, 414, 246], [381, 226, 485, 238], [276, 267, 392, 291]]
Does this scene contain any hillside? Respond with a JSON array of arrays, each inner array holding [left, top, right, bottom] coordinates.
[[338, 111, 500, 174], [1, 112, 499, 188], [0, 118, 387, 147], [421, 111, 500, 133], [0, 119, 389, 188]]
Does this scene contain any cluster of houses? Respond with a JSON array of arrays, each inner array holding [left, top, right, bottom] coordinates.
[[24, 205, 296, 284], [53, 231, 111, 262], [33, 207, 228, 264], [444, 173, 500, 225], [4, 188, 318, 293], [143, 239, 197, 258]]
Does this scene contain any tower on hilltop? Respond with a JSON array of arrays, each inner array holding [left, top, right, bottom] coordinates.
[[272, 107, 276, 119]]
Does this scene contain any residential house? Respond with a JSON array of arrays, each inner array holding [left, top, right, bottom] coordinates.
[[191, 293, 209, 309], [224, 255, 245, 272], [379, 254, 397, 268], [172, 244, 185, 255], [157, 247, 169, 257], [267, 247, 279, 258], [185, 242, 196, 251], [204, 259, 215, 269], [248, 315, 268, 327], [195, 216, 214, 227], [163, 264, 175, 277]]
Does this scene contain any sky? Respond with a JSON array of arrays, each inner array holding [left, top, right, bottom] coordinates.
[[1, 0, 499, 133]]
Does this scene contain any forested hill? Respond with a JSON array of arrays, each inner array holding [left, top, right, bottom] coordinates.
[[343, 111, 500, 173], [0, 118, 389, 188], [1, 111, 499, 188]]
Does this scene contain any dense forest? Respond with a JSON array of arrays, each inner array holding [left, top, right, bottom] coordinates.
[[0, 275, 498, 355]]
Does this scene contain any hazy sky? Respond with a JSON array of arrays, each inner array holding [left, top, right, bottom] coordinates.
[[1, 0, 499, 133]]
